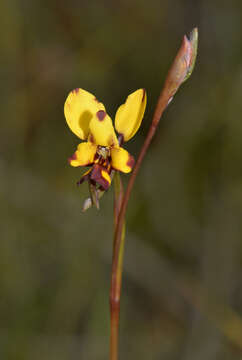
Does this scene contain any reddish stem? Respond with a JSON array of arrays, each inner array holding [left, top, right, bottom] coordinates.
[[113, 29, 198, 279], [110, 29, 198, 360], [110, 174, 124, 360]]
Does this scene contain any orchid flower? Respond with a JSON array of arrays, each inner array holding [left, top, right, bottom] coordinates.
[[64, 88, 146, 200]]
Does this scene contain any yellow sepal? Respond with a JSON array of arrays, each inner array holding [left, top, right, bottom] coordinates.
[[88, 110, 118, 147], [68, 142, 97, 167], [114, 89, 147, 142], [64, 88, 105, 140], [111, 147, 135, 173]]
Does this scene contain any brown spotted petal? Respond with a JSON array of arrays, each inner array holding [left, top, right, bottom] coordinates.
[[64, 88, 105, 140], [88, 110, 118, 147], [110, 147, 135, 173], [114, 89, 147, 142], [68, 142, 97, 167]]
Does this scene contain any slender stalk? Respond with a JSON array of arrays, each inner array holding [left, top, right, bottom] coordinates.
[[110, 173, 125, 360], [114, 28, 198, 276], [110, 28, 198, 360]]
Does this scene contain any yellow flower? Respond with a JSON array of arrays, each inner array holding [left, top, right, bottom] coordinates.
[[64, 88, 146, 191]]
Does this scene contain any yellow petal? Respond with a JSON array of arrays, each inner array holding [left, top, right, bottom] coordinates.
[[88, 110, 118, 147], [114, 89, 147, 142], [64, 88, 105, 140], [111, 147, 135, 173], [68, 142, 97, 167]]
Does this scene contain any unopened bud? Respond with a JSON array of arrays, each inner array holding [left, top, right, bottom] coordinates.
[[163, 27, 198, 101]]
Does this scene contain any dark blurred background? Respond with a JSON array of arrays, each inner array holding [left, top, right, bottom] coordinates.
[[1, 0, 242, 359]]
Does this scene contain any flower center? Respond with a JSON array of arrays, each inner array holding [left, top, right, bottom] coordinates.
[[94, 146, 112, 172], [96, 146, 110, 159]]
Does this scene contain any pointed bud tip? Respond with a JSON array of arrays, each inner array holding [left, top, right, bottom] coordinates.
[[184, 27, 198, 82], [189, 28, 198, 42]]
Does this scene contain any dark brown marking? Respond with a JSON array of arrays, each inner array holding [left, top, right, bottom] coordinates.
[[77, 169, 91, 185], [81, 162, 93, 167], [72, 88, 80, 94], [77, 177, 85, 186], [118, 133, 124, 146], [94, 97, 100, 103], [89, 133, 95, 143], [126, 154, 135, 169], [68, 152, 77, 163], [97, 110, 106, 121], [94, 153, 99, 161], [108, 135, 117, 147], [90, 164, 110, 190], [142, 88, 146, 102]]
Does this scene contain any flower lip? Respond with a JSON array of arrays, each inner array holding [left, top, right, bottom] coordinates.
[[90, 164, 111, 190]]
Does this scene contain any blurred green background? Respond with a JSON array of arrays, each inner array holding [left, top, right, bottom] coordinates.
[[1, 0, 242, 359]]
